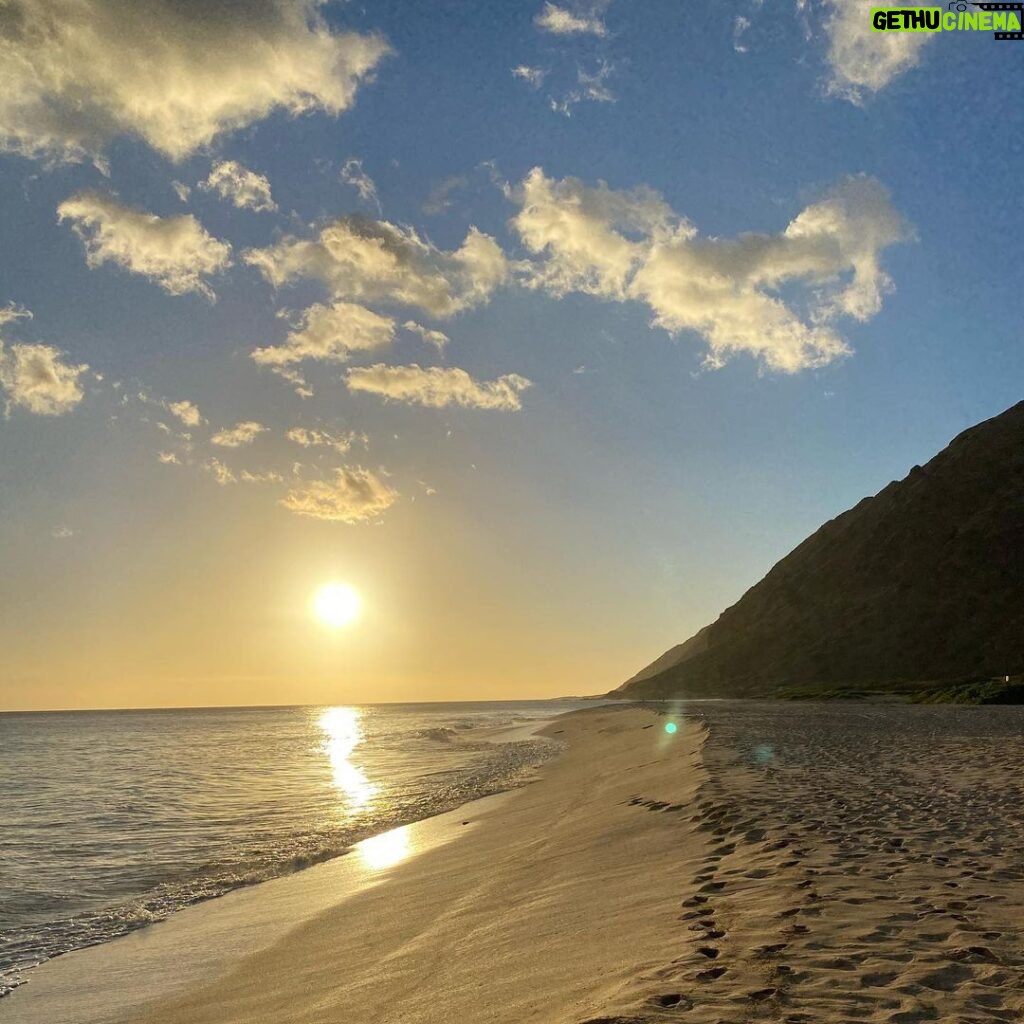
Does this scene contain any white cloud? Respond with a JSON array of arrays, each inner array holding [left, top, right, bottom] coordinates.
[[535, 2, 608, 36], [512, 168, 910, 373], [345, 364, 532, 411], [0, 305, 88, 416], [286, 427, 363, 454], [171, 181, 192, 203], [513, 168, 678, 300], [0, 0, 390, 164], [512, 65, 548, 88], [51, 525, 76, 539], [201, 161, 277, 213], [340, 158, 380, 209], [403, 321, 449, 350], [211, 421, 267, 447], [0, 342, 88, 416], [280, 466, 398, 523], [58, 191, 232, 300], [164, 399, 203, 427], [820, 0, 933, 102], [253, 301, 396, 366], [244, 217, 507, 318], [157, 451, 181, 465]]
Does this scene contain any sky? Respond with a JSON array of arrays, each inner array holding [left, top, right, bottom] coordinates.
[[1, 0, 1022, 711]]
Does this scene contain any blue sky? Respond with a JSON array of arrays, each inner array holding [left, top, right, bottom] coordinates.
[[0, 0, 1021, 709]]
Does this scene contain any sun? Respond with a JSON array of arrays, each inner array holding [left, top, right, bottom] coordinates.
[[313, 582, 362, 628]]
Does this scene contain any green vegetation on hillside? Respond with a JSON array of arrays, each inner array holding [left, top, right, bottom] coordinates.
[[908, 676, 1024, 705], [773, 675, 1024, 705]]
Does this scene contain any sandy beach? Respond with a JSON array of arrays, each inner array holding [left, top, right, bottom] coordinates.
[[8, 702, 1024, 1024]]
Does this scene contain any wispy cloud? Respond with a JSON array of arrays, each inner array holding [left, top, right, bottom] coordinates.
[[423, 176, 468, 216], [286, 427, 364, 454], [281, 466, 398, 523], [210, 421, 267, 448], [201, 161, 277, 213], [346, 364, 532, 411], [270, 366, 315, 399], [204, 457, 237, 486], [512, 65, 548, 89], [58, 191, 232, 300], [733, 16, 752, 53], [0, 0, 390, 164], [522, 2, 617, 115], [403, 321, 450, 351], [340, 158, 381, 212], [551, 60, 616, 116]]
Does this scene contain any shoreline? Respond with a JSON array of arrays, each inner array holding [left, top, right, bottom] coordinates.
[[10, 701, 1024, 1023], [132, 705, 707, 1024], [4, 791, 523, 1024], [5, 705, 708, 1024], [2, 711, 570, 1022], [1, 704, 574, 1009]]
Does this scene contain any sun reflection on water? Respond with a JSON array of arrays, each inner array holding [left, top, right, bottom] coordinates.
[[318, 707, 376, 810], [358, 826, 412, 870]]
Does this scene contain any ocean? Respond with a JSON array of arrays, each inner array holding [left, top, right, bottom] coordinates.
[[0, 700, 589, 996]]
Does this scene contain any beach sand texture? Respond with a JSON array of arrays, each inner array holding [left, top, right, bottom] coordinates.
[[52, 703, 1024, 1024]]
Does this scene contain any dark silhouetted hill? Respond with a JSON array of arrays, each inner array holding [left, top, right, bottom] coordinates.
[[617, 402, 1024, 700]]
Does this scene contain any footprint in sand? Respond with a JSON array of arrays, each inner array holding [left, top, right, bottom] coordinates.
[[654, 992, 692, 1009], [697, 965, 726, 981], [861, 971, 899, 987], [948, 945, 1000, 963]]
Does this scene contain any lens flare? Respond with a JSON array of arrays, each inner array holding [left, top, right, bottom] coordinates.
[[664, 721, 678, 735]]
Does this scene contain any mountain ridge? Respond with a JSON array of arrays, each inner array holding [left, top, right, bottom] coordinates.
[[615, 401, 1024, 700]]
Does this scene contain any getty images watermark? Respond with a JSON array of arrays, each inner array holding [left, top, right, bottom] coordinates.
[[872, 3, 1024, 39]]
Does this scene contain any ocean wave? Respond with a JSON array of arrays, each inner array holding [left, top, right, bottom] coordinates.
[[0, 713, 566, 999]]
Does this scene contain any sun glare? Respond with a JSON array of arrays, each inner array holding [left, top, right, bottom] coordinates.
[[313, 582, 362, 628]]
